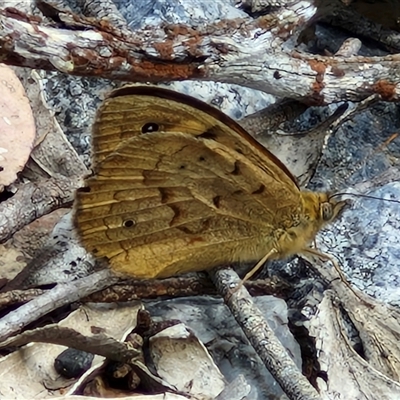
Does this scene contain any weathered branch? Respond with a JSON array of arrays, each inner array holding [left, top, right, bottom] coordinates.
[[1, 6, 400, 104], [0, 175, 79, 244], [210, 267, 321, 400], [0, 325, 141, 364], [0, 269, 118, 342]]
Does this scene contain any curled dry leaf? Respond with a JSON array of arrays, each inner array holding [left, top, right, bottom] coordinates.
[[149, 323, 226, 398], [309, 291, 400, 400], [0, 64, 35, 191]]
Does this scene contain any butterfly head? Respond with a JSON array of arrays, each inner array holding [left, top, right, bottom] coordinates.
[[301, 191, 348, 229], [274, 191, 348, 258]]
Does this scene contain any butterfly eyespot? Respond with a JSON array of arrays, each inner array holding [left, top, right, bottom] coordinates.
[[179, 165, 186, 169], [199, 156, 206, 162], [123, 219, 136, 228], [141, 122, 159, 133], [321, 203, 334, 221]]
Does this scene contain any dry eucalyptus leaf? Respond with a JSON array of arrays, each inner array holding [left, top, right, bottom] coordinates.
[[0, 64, 35, 191], [320, 272, 400, 383], [309, 291, 400, 400], [149, 323, 226, 398]]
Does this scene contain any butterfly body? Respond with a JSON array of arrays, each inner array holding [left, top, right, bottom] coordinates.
[[75, 86, 345, 279]]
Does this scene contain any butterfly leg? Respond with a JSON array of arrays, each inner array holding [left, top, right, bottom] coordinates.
[[303, 248, 347, 281], [233, 248, 279, 293], [302, 248, 364, 301]]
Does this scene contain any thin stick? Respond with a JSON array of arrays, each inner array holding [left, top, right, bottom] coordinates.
[[210, 267, 321, 400], [0, 269, 118, 342]]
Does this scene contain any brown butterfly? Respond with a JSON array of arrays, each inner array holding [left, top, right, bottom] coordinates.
[[74, 86, 346, 279]]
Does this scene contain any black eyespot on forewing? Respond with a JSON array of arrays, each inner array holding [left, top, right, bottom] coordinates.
[[141, 122, 159, 134], [123, 219, 136, 228]]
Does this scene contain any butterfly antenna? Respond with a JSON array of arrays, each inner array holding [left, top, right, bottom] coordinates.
[[329, 192, 400, 205]]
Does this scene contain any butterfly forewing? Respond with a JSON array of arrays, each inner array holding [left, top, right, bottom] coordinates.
[[75, 86, 304, 278]]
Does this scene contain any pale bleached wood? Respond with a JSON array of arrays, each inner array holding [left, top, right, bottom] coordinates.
[[0, 175, 78, 243], [1, 3, 400, 104], [0, 269, 118, 342]]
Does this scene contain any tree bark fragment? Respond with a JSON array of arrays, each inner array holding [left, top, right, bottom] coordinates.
[[1, 5, 400, 103]]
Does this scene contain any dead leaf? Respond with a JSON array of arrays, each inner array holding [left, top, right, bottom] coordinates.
[[309, 291, 400, 400], [150, 323, 226, 398]]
